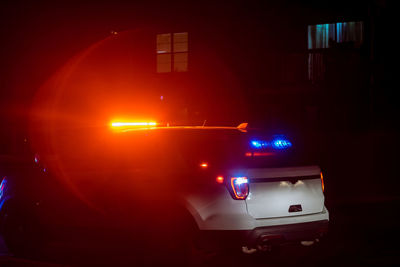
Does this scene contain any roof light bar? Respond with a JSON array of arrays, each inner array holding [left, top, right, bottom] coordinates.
[[271, 138, 292, 149], [250, 135, 292, 150]]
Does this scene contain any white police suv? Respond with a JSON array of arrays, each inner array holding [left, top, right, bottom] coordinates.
[[0, 122, 328, 261], [108, 122, 329, 254]]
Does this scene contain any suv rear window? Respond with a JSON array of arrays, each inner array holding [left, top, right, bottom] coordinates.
[[106, 129, 318, 170]]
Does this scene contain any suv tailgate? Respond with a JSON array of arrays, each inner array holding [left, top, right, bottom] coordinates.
[[242, 166, 324, 219]]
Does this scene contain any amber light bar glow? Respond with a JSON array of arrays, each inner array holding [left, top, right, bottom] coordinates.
[[111, 122, 157, 127]]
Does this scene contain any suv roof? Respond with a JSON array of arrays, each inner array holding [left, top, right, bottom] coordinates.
[[111, 122, 249, 133]]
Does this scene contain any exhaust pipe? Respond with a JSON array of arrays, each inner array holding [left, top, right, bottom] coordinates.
[[241, 234, 287, 254], [257, 234, 283, 252], [256, 236, 273, 252]]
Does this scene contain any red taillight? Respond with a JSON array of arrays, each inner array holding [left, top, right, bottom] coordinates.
[[253, 152, 274, 157], [230, 177, 249, 200], [216, 176, 224, 184], [320, 172, 325, 192]]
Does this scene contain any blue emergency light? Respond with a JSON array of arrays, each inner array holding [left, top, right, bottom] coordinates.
[[250, 136, 292, 150]]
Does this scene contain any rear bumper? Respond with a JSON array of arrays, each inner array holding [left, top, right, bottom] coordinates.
[[196, 205, 329, 230], [245, 219, 329, 247], [197, 219, 329, 249]]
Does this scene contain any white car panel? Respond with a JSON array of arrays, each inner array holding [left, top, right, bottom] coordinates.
[[183, 164, 328, 231], [239, 166, 324, 219], [183, 187, 250, 230], [252, 206, 329, 229], [246, 179, 324, 218], [184, 189, 328, 230]]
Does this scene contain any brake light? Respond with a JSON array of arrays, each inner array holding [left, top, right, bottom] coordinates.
[[216, 176, 224, 184], [320, 172, 325, 192], [230, 177, 249, 200], [253, 152, 275, 157], [200, 162, 208, 168], [271, 138, 292, 149], [245, 152, 275, 157]]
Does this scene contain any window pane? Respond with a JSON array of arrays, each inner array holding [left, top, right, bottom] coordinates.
[[157, 54, 171, 73], [157, 33, 171, 54], [308, 23, 335, 49], [309, 21, 363, 50], [336, 21, 363, 47], [173, 52, 188, 72], [173, 32, 188, 52]]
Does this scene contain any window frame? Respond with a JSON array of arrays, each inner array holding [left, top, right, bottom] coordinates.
[[156, 32, 188, 73]]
